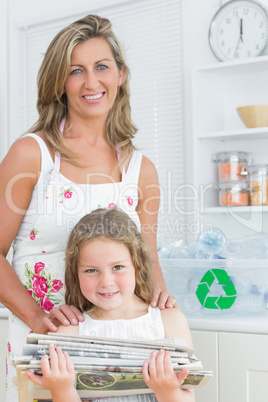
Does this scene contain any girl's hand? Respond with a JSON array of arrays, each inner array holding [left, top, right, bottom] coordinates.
[[142, 349, 191, 402], [32, 305, 85, 333], [26, 345, 80, 401], [151, 288, 178, 310]]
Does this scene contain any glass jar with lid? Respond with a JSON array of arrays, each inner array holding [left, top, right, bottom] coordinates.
[[215, 180, 249, 207], [244, 164, 268, 206], [213, 151, 251, 182]]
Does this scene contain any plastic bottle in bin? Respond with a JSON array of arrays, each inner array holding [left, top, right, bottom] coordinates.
[[234, 294, 264, 314], [189, 227, 226, 259]]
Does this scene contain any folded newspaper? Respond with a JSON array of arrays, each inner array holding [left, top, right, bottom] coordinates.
[[13, 332, 213, 402]]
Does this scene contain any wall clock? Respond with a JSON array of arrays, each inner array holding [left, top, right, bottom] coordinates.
[[209, 0, 268, 61]]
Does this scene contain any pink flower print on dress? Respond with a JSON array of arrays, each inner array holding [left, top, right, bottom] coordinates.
[[59, 186, 73, 203], [24, 263, 63, 310], [34, 262, 45, 274], [7, 342, 11, 353], [108, 203, 118, 210], [42, 250, 46, 253], [29, 228, 38, 240], [32, 275, 48, 298], [127, 196, 134, 206], [64, 190, 73, 199], [40, 296, 54, 312], [51, 279, 64, 293]]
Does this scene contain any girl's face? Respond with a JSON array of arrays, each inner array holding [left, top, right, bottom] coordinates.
[[64, 37, 123, 123], [77, 238, 137, 319]]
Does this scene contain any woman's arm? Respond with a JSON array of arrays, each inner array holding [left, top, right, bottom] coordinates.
[[137, 156, 176, 309], [0, 137, 83, 333]]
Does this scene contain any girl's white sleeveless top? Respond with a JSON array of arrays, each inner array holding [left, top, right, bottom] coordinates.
[[6, 134, 142, 402], [78, 306, 164, 402]]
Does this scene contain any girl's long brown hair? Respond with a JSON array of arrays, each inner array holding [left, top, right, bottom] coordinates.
[[65, 208, 153, 312]]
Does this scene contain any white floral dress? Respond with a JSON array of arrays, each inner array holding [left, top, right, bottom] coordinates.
[[6, 134, 142, 402]]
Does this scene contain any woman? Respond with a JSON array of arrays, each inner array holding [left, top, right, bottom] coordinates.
[[0, 14, 175, 401]]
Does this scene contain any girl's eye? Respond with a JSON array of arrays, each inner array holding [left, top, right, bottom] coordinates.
[[113, 265, 123, 271], [86, 269, 97, 273], [97, 64, 108, 70], [71, 68, 82, 75]]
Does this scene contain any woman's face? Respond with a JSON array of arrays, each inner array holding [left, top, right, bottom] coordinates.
[[64, 38, 123, 122]]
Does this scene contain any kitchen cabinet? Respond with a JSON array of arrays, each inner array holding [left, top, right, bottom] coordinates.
[[0, 316, 8, 401], [219, 332, 268, 402], [192, 56, 268, 237], [191, 330, 218, 402], [191, 329, 268, 402]]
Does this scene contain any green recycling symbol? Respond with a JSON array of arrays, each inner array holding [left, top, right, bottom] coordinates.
[[196, 269, 237, 310]]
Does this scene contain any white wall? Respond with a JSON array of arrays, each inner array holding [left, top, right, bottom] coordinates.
[[0, 0, 8, 161]]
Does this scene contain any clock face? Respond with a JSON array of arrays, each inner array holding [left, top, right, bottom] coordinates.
[[209, 0, 268, 61]]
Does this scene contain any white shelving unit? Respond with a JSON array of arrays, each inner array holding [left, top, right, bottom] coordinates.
[[192, 56, 268, 236]]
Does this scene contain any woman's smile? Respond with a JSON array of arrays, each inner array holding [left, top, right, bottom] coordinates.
[[82, 92, 105, 102]]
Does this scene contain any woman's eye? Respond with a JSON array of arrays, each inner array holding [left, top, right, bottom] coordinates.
[[97, 64, 108, 70], [71, 68, 82, 75], [113, 265, 123, 271]]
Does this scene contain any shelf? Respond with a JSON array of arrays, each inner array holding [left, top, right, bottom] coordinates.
[[194, 55, 268, 75], [203, 206, 268, 214], [198, 127, 268, 141]]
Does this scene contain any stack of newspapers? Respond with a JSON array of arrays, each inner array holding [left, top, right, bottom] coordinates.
[[13, 332, 213, 402]]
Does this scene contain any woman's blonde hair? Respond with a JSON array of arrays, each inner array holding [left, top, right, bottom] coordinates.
[[25, 14, 137, 164], [65, 208, 153, 312]]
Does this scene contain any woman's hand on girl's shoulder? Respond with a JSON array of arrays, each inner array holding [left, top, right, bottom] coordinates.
[[40, 305, 84, 333], [151, 287, 178, 310]]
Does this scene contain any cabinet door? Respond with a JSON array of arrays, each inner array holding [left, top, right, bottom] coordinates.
[[191, 330, 218, 402], [219, 332, 268, 402], [0, 317, 8, 401]]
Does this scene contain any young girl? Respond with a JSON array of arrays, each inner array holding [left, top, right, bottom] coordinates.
[[26, 208, 194, 402]]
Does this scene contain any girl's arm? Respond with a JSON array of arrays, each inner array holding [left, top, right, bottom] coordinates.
[[137, 156, 176, 309], [143, 350, 194, 402], [142, 308, 195, 401], [26, 344, 81, 402], [0, 137, 83, 333]]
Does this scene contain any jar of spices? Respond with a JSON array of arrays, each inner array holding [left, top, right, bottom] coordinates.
[[245, 164, 268, 206], [216, 181, 249, 207], [213, 151, 251, 182]]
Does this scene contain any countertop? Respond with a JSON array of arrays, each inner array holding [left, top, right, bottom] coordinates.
[[188, 315, 268, 334]]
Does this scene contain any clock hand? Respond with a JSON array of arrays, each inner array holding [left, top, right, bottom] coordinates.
[[240, 18, 243, 42], [234, 35, 241, 58]]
